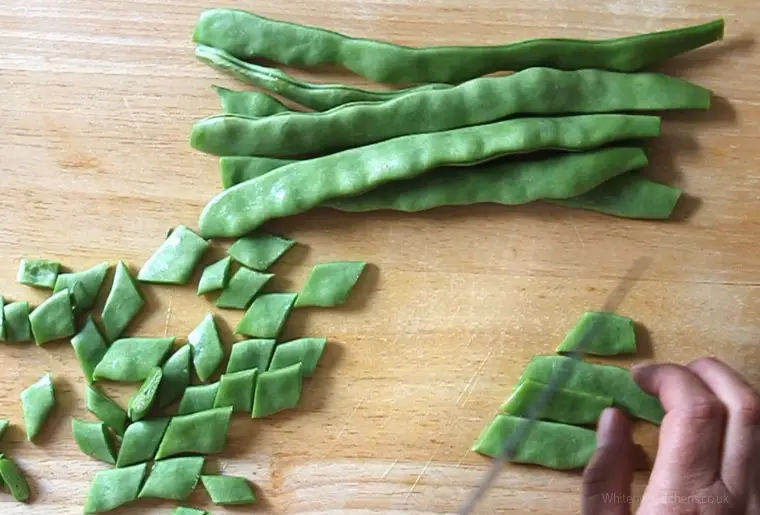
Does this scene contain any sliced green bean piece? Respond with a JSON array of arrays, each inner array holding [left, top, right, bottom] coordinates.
[[252, 363, 302, 418], [195, 9, 723, 82], [173, 507, 208, 515], [518, 355, 664, 424], [269, 337, 326, 377], [128, 366, 162, 420], [20, 372, 55, 441], [116, 417, 169, 467], [220, 156, 295, 189], [71, 317, 108, 383], [556, 311, 636, 355], [17, 258, 60, 289], [0, 296, 4, 340], [178, 383, 220, 415], [53, 261, 109, 312], [550, 173, 682, 219], [201, 474, 256, 505], [197, 256, 233, 295], [101, 261, 145, 342], [227, 339, 275, 373], [156, 345, 192, 410], [85, 385, 128, 435], [138, 226, 210, 284], [93, 337, 174, 382], [214, 369, 256, 413], [295, 262, 366, 308], [83, 462, 147, 513], [3, 301, 32, 343], [329, 146, 649, 213], [215, 266, 273, 309], [189, 314, 224, 382], [472, 414, 596, 469], [138, 456, 204, 500], [501, 379, 612, 425], [197, 115, 661, 237], [0, 455, 30, 501], [228, 233, 295, 270], [29, 289, 75, 345], [0, 419, 8, 440], [155, 406, 233, 460], [236, 293, 297, 338], [214, 85, 290, 117], [71, 419, 117, 464]]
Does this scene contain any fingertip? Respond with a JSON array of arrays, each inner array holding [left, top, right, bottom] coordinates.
[[597, 407, 632, 448]]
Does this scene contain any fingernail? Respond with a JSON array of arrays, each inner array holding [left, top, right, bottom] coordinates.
[[631, 360, 653, 371]]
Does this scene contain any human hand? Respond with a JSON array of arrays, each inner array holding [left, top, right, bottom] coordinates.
[[581, 358, 760, 514]]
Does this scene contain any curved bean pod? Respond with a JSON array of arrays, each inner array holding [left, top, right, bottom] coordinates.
[[198, 114, 660, 237], [194, 9, 724, 83], [128, 366, 162, 421], [0, 456, 30, 501], [156, 345, 192, 409], [214, 85, 290, 117], [220, 157, 295, 189]]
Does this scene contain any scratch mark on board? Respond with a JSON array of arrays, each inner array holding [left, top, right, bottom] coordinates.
[[569, 215, 585, 248], [163, 295, 173, 337], [405, 455, 433, 503], [456, 347, 493, 406], [123, 97, 146, 139], [381, 458, 398, 479]]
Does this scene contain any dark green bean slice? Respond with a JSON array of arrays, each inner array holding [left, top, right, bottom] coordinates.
[[215, 266, 273, 309], [227, 339, 275, 373], [228, 233, 295, 271], [472, 414, 596, 469], [236, 293, 297, 338], [501, 379, 612, 425], [178, 383, 220, 415], [83, 462, 147, 513], [71, 317, 108, 383], [214, 85, 290, 117], [71, 419, 117, 464], [214, 369, 256, 413], [155, 406, 233, 460], [201, 474, 256, 505], [20, 372, 55, 441], [29, 289, 75, 345], [189, 314, 224, 382], [101, 261, 144, 342], [53, 261, 109, 312], [85, 385, 128, 435], [3, 301, 32, 343], [17, 258, 60, 289], [252, 363, 302, 418], [0, 419, 8, 440], [518, 355, 664, 424], [116, 417, 169, 467], [195, 9, 724, 82], [128, 366, 162, 421], [550, 173, 682, 219], [138, 456, 204, 500], [198, 115, 660, 237], [220, 156, 295, 189], [156, 345, 192, 410], [138, 226, 210, 285], [556, 311, 636, 355], [269, 337, 326, 377], [0, 455, 30, 501], [197, 256, 233, 295], [173, 507, 208, 515], [92, 337, 175, 382], [295, 262, 366, 308], [328, 146, 649, 213]]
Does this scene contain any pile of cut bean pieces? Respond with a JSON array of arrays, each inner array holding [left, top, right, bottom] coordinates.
[[189, 9, 726, 239]]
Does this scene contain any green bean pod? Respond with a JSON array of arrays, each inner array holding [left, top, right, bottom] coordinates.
[[200, 474, 256, 505], [220, 157, 294, 189], [268, 337, 326, 377], [116, 417, 170, 467], [84, 463, 147, 513], [128, 366, 163, 420], [85, 385, 128, 436], [198, 114, 660, 237], [29, 289, 76, 345], [252, 363, 303, 418], [197, 256, 233, 295], [228, 233, 296, 271], [53, 261, 109, 312], [556, 311, 637, 355], [235, 293, 297, 339], [20, 372, 55, 441], [173, 507, 208, 515], [500, 379, 612, 425], [138, 226, 210, 285], [71, 317, 108, 383], [194, 9, 724, 83], [227, 339, 275, 373], [0, 455, 30, 501], [214, 369, 257, 413], [3, 301, 32, 343], [155, 406, 233, 460], [156, 345, 192, 410], [93, 337, 175, 382], [215, 267, 273, 309], [178, 383, 220, 415], [71, 419, 117, 464], [214, 85, 291, 117], [295, 262, 366, 308], [138, 456, 204, 501], [101, 261, 144, 342], [188, 314, 224, 383], [17, 259, 60, 289]]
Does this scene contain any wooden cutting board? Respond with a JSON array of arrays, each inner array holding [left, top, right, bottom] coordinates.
[[0, 0, 757, 513]]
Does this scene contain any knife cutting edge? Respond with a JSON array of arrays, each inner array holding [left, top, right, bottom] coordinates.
[[457, 256, 652, 515]]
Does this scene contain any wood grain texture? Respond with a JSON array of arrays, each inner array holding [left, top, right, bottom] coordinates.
[[0, 0, 758, 513]]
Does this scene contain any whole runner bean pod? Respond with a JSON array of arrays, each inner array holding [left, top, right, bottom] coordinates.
[[194, 9, 724, 82], [53, 261, 109, 312], [71, 317, 108, 383], [20, 372, 55, 441], [188, 314, 224, 382], [85, 385, 128, 435], [215, 85, 290, 117], [116, 417, 170, 467], [101, 261, 144, 342], [197, 256, 233, 295], [156, 345, 192, 409], [178, 383, 220, 415], [252, 363, 302, 418], [71, 419, 117, 464], [328, 146, 649, 213], [295, 262, 366, 307], [29, 289, 76, 345], [215, 266, 273, 309], [138, 226, 210, 285], [155, 406, 233, 460], [227, 339, 275, 373], [214, 369, 257, 413], [200, 474, 256, 505], [236, 293, 297, 338], [472, 414, 596, 469], [3, 301, 32, 343], [138, 456, 204, 501], [198, 115, 661, 237], [93, 337, 175, 382], [0, 455, 30, 501], [501, 379, 612, 425], [268, 337, 326, 377], [84, 462, 147, 513], [128, 366, 162, 420], [17, 258, 60, 289], [220, 156, 295, 189], [556, 311, 637, 355], [228, 233, 295, 271]]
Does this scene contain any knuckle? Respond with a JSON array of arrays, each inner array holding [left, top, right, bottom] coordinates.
[[733, 390, 760, 425], [681, 397, 725, 423]]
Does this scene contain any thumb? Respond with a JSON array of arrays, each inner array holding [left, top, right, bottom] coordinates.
[[582, 408, 635, 515]]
